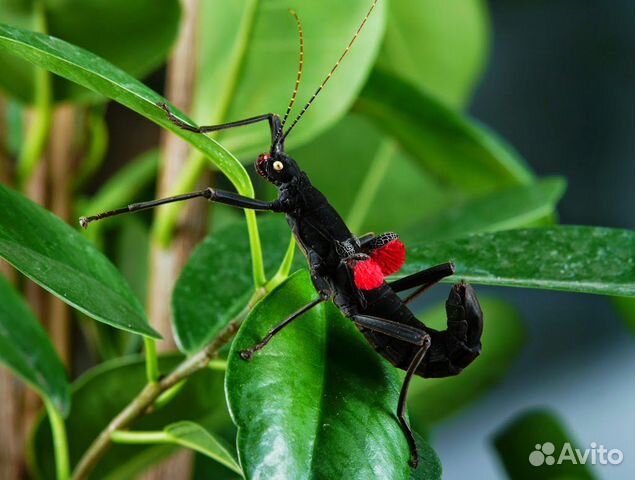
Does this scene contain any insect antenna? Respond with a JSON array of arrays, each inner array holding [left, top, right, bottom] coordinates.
[[282, 0, 379, 140], [281, 9, 305, 129]]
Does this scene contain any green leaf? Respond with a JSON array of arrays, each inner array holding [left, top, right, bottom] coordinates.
[[194, 0, 387, 157], [194, 453, 242, 480], [404, 177, 567, 242], [408, 297, 525, 426], [0, 183, 158, 338], [290, 113, 449, 234], [400, 226, 635, 297], [0, 0, 181, 103], [226, 271, 428, 479], [173, 216, 298, 354], [377, 0, 490, 108], [612, 296, 635, 335], [411, 433, 442, 480], [493, 409, 596, 480], [0, 23, 252, 196], [30, 354, 232, 479], [163, 422, 241, 475], [0, 273, 70, 415], [356, 70, 534, 194]]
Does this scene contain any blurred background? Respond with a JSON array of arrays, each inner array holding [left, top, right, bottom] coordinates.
[[441, 1, 634, 479], [0, 0, 632, 478]]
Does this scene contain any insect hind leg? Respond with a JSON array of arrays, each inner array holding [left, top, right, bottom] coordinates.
[[420, 282, 483, 378]]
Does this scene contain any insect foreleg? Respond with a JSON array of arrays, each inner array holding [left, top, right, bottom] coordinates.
[[239, 297, 324, 361], [80, 187, 284, 228], [159, 103, 281, 144]]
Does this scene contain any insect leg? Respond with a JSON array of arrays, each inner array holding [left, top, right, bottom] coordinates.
[[397, 339, 430, 469], [351, 313, 430, 468], [388, 262, 455, 304], [79, 187, 284, 228], [240, 297, 324, 361], [352, 315, 429, 346], [357, 232, 376, 248], [159, 103, 281, 144]]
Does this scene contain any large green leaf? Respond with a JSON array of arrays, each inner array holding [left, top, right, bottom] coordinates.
[[226, 271, 436, 479], [356, 70, 534, 194], [0, 22, 252, 195], [289, 113, 449, 234], [0, 183, 158, 338], [195, 0, 387, 157], [399, 226, 635, 297], [377, 0, 490, 108], [0, 273, 70, 415], [494, 410, 596, 480], [30, 354, 232, 479], [0, 0, 180, 103], [408, 297, 525, 426], [404, 177, 566, 242], [173, 216, 298, 354]]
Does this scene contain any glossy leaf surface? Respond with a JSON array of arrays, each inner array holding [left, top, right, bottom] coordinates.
[[0, 274, 70, 414], [226, 271, 435, 479], [400, 227, 635, 297], [0, 183, 157, 338], [163, 421, 241, 475]]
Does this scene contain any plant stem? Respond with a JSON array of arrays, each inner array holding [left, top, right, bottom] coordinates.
[[144, 338, 159, 383], [346, 138, 396, 233], [246, 209, 266, 287], [73, 108, 109, 191], [266, 235, 296, 292], [152, 379, 187, 411], [17, 0, 52, 186], [71, 304, 252, 480], [44, 398, 70, 480], [111, 430, 169, 444], [208, 358, 228, 371]]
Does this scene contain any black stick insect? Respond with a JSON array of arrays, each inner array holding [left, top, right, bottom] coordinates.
[[80, 0, 483, 468]]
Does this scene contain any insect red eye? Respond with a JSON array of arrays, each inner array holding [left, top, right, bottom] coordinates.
[[256, 153, 270, 177]]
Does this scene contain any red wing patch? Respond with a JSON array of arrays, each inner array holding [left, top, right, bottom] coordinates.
[[370, 239, 406, 276], [353, 259, 385, 290]]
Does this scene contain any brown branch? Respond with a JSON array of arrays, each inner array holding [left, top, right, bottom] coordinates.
[[47, 105, 76, 367], [145, 1, 204, 476], [147, 0, 206, 349], [71, 315, 243, 480]]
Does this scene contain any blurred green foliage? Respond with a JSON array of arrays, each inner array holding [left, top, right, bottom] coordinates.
[[0, 1, 632, 479]]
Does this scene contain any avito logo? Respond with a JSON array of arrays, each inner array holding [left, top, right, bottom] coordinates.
[[529, 442, 623, 467]]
